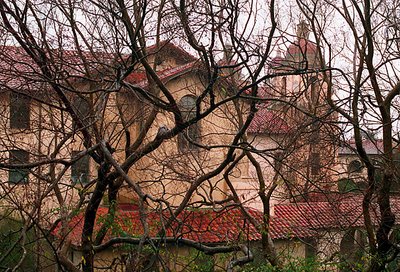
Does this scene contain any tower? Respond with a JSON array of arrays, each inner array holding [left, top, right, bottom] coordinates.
[[266, 21, 335, 200]]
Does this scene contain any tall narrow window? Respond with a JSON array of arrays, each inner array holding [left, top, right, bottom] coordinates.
[[10, 92, 31, 129], [310, 121, 320, 145], [310, 152, 321, 176], [71, 151, 89, 184], [309, 77, 319, 105], [72, 96, 91, 129], [281, 77, 287, 97], [9, 150, 29, 184], [178, 95, 200, 151]]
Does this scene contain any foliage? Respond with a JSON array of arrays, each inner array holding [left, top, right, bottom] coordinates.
[[0, 218, 37, 271], [180, 249, 215, 272], [239, 258, 321, 272], [338, 178, 358, 193]]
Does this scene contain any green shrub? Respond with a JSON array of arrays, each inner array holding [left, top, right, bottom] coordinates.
[[0, 218, 37, 271], [239, 258, 321, 272]]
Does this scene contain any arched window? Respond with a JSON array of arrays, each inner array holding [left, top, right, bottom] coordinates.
[[178, 95, 200, 151], [348, 160, 363, 173]]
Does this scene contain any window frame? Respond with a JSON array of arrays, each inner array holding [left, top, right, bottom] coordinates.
[[310, 152, 321, 176], [71, 151, 90, 184], [177, 95, 200, 152], [9, 149, 29, 184], [348, 159, 363, 173], [72, 95, 91, 129], [10, 92, 31, 129]]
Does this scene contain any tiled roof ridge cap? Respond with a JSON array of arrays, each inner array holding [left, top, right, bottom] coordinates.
[[132, 61, 199, 87]]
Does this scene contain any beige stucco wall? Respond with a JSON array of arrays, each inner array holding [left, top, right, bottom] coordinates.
[[122, 72, 249, 207], [235, 133, 289, 211], [0, 91, 85, 224]]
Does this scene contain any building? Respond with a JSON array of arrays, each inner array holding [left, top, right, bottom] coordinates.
[[0, 22, 382, 271], [240, 21, 338, 210], [0, 41, 257, 270]]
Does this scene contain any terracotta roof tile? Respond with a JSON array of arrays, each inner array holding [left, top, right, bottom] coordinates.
[[55, 206, 316, 247], [146, 41, 197, 64], [0, 42, 196, 92], [126, 61, 198, 88], [248, 106, 290, 134], [58, 196, 400, 247], [274, 195, 400, 231], [286, 39, 318, 56], [0, 46, 117, 91]]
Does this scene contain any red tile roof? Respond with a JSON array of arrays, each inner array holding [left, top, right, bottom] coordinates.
[[286, 38, 318, 56], [56, 195, 400, 247], [245, 86, 291, 135], [0, 41, 197, 91], [248, 105, 290, 134], [55, 206, 316, 247], [283, 38, 321, 69], [274, 195, 400, 232], [0, 46, 118, 91], [146, 41, 197, 64], [126, 61, 198, 88], [275, 201, 362, 231], [0, 46, 44, 90]]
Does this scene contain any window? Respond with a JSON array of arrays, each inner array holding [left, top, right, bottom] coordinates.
[[305, 238, 317, 259], [339, 229, 367, 271], [10, 92, 31, 129], [281, 77, 287, 96], [309, 76, 319, 105], [310, 120, 320, 144], [310, 152, 320, 176], [9, 150, 29, 184], [178, 95, 200, 151], [72, 96, 91, 129], [71, 151, 89, 184], [273, 152, 283, 170], [348, 160, 363, 173]]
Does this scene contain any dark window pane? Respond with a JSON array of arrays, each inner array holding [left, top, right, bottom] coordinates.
[[310, 152, 320, 176], [178, 95, 200, 151], [348, 160, 363, 173], [305, 238, 317, 259], [71, 151, 89, 184], [179, 95, 196, 112], [9, 150, 29, 184], [10, 93, 31, 129], [72, 96, 91, 129]]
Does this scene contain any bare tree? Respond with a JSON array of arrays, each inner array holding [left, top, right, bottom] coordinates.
[[295, 0, 400, 270], [0, 0, 286, 271], [0, 0, 373, 271]]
